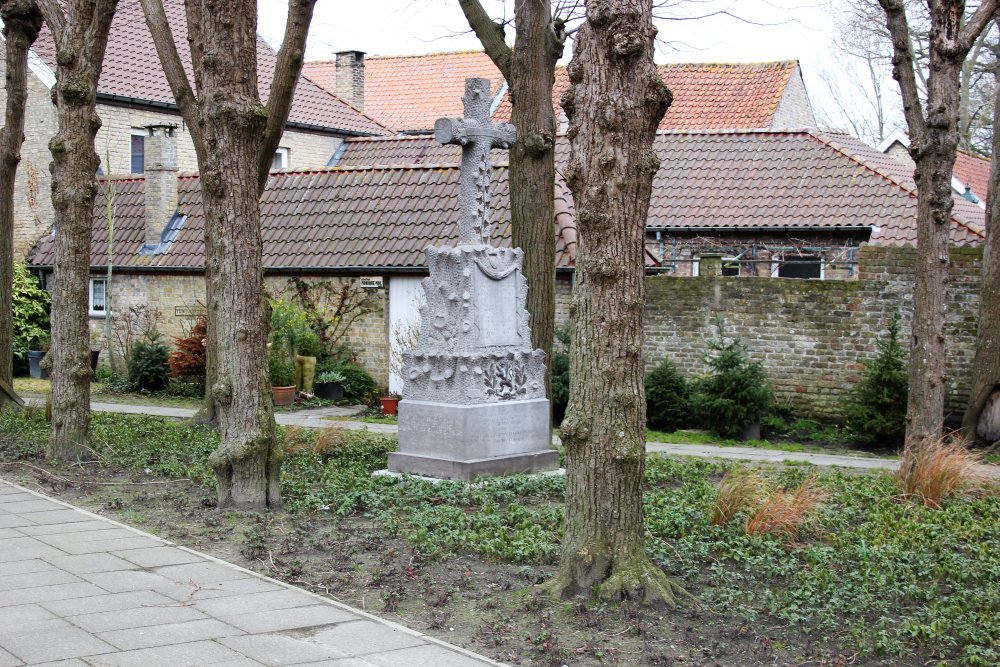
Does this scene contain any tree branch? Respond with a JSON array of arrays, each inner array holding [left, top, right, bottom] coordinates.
[[458, 0, 512, 80], [138, 0, 201, 147], [34, 0, 63, 44], [878, 0, 927, 147], [959, 0, 999, 53], [257, 0, 316, 193]]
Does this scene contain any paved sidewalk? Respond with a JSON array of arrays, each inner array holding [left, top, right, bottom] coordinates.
[[0, 480, 504, 667]]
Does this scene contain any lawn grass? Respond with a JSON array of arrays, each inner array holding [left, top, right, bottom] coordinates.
[[0, 409, 997, 665]]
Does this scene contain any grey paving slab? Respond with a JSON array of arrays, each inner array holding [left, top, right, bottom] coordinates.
[[78, 570, 206, 601], [111, 545, 202, 568], [0, 603, 57, 629], [38, 536, 162, 555], [18, 521, 119, 536], [218, 605, 356, 634], [20, 659, 91, 667], [155, 561, 257, 585], [0, 536, 66, 561], [42, 553, 140, 575], [363, 645, 495, 667], [41, 590, 178, 617], [0, 569, 80, 593], [2, 559, 58, 576], [0, 528, 23, 539], [0, 647, 20, 667], [307, 619, 427, 656], [192, 589, 318, 617], [0, 499, 64, 514], [19, 510, 94, 526], [218, 633, 346, 665], [69, 603, 207, 633], [0, 582, 107, 608], [0, 514, 34, 529], [0, 619, 116, 664], [82, 639, 253, 667], [96, 618, 243, 651]]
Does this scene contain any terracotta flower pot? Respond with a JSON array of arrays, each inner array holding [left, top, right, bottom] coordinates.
[[380, 396, 399, 416], [272, 385, 296, 406]]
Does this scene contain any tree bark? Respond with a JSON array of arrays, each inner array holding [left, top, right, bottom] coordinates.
[[459, 0, 565, 405], [140, 0, 315, 509], [37, 0, 118, 459], [543, 0, 685, 605], [878, 0, 997, 456], [961, 58, 1000, 442], [0, 0, 42, 403]]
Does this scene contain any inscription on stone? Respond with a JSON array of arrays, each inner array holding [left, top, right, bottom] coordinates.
[[476, 268, 519, 346]]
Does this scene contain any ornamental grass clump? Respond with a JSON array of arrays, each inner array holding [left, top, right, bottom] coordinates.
[[744, 477, 827, 539], [844, 313, 908, 448], [710, 470, 766, 526], [895, 436, 991, 509], [693, 317, 773, 438]]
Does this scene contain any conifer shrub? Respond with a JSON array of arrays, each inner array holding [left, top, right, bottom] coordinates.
[[167, 317, 207, 383], [645, 358, 691, 432], [128, 337, 170, 392], [11, 264, 50, 365], [844, 313, 909, 448], [336, 363, 377, 403], [693, 318, 773, 438], [268, 351, 296, 387], [551, 326, 570, 426]]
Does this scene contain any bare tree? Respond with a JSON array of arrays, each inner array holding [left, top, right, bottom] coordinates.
[[0, 0, 42, 406], [542, 0, 688, 605], [458, 0, 566, 402], [962, 56, 1000, 443], [877, 0, 996, 457], [139, 0, 315, 509], [36, 0, 118, 458]]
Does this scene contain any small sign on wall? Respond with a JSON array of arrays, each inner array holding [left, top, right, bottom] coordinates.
[[359, 276, 384, 289], [175, 305, 207, 317]]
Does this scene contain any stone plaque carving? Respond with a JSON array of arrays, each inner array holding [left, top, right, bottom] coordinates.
[[476, 267, 519, 346]]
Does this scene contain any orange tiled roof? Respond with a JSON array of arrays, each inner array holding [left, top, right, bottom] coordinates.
[[304, 51, 505, 134], [954, 150, 991, 202], [304, 52, 799, 133]]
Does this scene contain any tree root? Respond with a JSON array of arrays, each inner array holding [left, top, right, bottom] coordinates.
[[539, 556, 695, 609]]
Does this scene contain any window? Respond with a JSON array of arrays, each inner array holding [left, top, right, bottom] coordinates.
[[271, 147, 289, 170], [130, 129, 145, 174], [692, 256, 739, 277], [774, 254, 823, 279], [89, 278, 108, 317]]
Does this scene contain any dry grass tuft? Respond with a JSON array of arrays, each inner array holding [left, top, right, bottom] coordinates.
[[745, 477, 827, 539], [281, 426, 312, 455], [895, 436, 991, 509], [710, 470, 767, 526], [314, 426, 346, 456]]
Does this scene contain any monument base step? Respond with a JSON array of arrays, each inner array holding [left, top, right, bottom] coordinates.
[[387, 449, 560, 481]]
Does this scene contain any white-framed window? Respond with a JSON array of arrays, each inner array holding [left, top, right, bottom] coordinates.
[[772, 254, 824, 279], [271, 147, 290, 170], [130, 128, 146, 174], [89, 278, 108, 317], [692, 256, 739, 277]]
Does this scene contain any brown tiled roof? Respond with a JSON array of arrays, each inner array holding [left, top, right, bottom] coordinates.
[[30, 165, 580, 271], [953, 150, 991, 202], [32, 0, 387, 136], [304, 51, 505, 134], [304, 53, 799, 133], [493, 61, 799, 131]]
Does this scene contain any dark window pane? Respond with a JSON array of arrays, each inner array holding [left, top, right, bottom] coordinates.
[[131, 134, 145, 174], [778, 256, 822, 279]]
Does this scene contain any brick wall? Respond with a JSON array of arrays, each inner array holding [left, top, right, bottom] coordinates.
[[554, 245, 983, 420]]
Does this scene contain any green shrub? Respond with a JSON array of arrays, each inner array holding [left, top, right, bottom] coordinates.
[[269, 298, 308, 358], [128, 338, 170, 392], [12, 264, 50, 362], [645, 358, 691, 432], [693, 318, 773, 438], [551, 326, 570, 426], [336, 363, 377, 403], [844, 313, 908, 447], [296, 330, 322, 357], [269, 351, 296, 387]]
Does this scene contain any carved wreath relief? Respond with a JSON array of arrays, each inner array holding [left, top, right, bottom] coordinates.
[[483, 358, 528, 400]]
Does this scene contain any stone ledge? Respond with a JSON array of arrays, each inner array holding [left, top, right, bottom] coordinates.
[[387, 449, 560, 481]]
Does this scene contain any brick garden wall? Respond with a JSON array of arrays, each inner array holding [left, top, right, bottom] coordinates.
[[639, 245, 983, 419]]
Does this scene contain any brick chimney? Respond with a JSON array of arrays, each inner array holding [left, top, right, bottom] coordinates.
[[143, 124, 178, 248], [335, 50, 365, 111]]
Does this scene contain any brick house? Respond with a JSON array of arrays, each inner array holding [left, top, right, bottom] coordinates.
[[0, 0, 387, 259]]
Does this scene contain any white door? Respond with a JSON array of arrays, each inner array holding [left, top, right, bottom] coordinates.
[[388, 276, 425, 394]]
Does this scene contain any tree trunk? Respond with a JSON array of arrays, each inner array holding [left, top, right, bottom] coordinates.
[[508, 1, 563, 402], [40, 0, 119, 459], [544, 0, 685, 605], [961, 63, 1000, 442], [198, 0, 279, 510], [0, 0, 42, 402]]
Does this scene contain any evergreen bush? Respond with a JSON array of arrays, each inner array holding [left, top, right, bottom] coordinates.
[[336, 363, 377, 403], [11, 264, 50, 363], [128, 338, 170, 392], [268, 352, 296, 387], [296, 330, 322, 358], [551, 326, 570, 426], [645, 358, 691, 432], [844, 313, 908, 447], [693, 318, 774, 438], [167, 317, 206, 383]]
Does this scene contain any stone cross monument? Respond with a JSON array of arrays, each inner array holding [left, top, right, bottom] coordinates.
[[388, 78, 559, 481]]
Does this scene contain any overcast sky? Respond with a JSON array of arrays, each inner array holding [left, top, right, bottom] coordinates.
[[256, 0, 874, 136]]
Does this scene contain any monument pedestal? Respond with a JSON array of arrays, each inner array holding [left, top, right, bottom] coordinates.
[[389, 398, 558, 480]]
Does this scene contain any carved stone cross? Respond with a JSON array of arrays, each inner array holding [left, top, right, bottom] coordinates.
[[435, 78, 516, 245]]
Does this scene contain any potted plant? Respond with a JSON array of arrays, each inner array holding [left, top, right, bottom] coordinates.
[[314, 370, 346, 401], [27, 332, 50, 380], [269, 352, 297, 406], [379, 390, 401, 416], [295, 330, 321, 395]]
